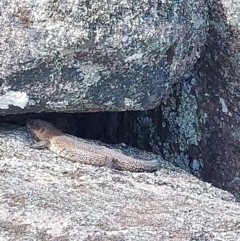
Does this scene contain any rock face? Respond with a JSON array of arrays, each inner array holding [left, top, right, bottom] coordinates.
[[188, 0, 240, 198], [0, 126, 240, 240], [1, 1, 240, 239], [135, 0, 240, 198], [0, 0, 208, 115]]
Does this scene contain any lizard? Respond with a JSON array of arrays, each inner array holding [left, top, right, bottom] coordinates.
[[26, 119, 160, 172]]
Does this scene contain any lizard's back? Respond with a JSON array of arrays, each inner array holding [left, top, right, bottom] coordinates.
[[50, 135, 160, 172]]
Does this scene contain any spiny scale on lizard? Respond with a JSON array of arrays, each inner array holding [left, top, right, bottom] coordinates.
[[26, 119, 160, 172]]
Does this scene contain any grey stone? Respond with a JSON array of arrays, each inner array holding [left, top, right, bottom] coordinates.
[[0, 0, 208, 115], [0, 126, 240, 240]]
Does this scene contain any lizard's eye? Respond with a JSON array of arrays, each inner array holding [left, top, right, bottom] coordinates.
[[39, 127, 45, 133]]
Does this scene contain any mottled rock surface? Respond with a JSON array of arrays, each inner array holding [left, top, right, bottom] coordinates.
[[133, 0, 240, 198], [1, 2, 240, 239], [187, 0, 240, 197], [59, 0, 240, 199], [0, 0, 208, 115], [0, 126, 240, 241]]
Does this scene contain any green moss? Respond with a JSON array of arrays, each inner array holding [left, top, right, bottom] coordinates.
[[161, 77, 201, 169]]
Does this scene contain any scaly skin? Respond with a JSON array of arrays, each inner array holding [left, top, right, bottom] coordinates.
[[27, 119, 160, 172]]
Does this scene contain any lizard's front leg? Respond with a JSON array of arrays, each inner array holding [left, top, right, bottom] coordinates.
[[30, 140, 50, 149]]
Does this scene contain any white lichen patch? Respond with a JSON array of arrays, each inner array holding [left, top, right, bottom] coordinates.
[[0, 91, 29, 109], [79, 64, 107, 87], [219, 97, 228, 113], [46, 100, 69, 110], [232, 128, 240, 142], [125, 52, 144, 62], [124, 98, 142, 109]]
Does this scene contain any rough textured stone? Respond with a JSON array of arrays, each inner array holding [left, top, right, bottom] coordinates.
[[0, 0, 208, 115], [65, 0, 240, 199], [136, 0, 240, 198], [0, 0, 240, 240], [0, 126, 240, 241], [187, 0, 240, 198]]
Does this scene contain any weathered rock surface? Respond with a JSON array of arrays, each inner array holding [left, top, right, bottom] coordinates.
[[0, 0, 208, 115], [1, 2, 240, 239], [187, 0, 240, 198], [131, 0, 240, 198], [70, 0, 240, 199], [0, 126, 240, 241]]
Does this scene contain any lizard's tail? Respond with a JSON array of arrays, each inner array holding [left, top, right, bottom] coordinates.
[[110, 157, 160, 172]]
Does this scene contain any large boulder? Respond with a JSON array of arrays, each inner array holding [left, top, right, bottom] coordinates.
[[0, 0, 208, 115], [0, 125, 239, 240]]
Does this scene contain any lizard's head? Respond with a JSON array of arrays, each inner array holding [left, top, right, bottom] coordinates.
[[26, 119, 62, 140]]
